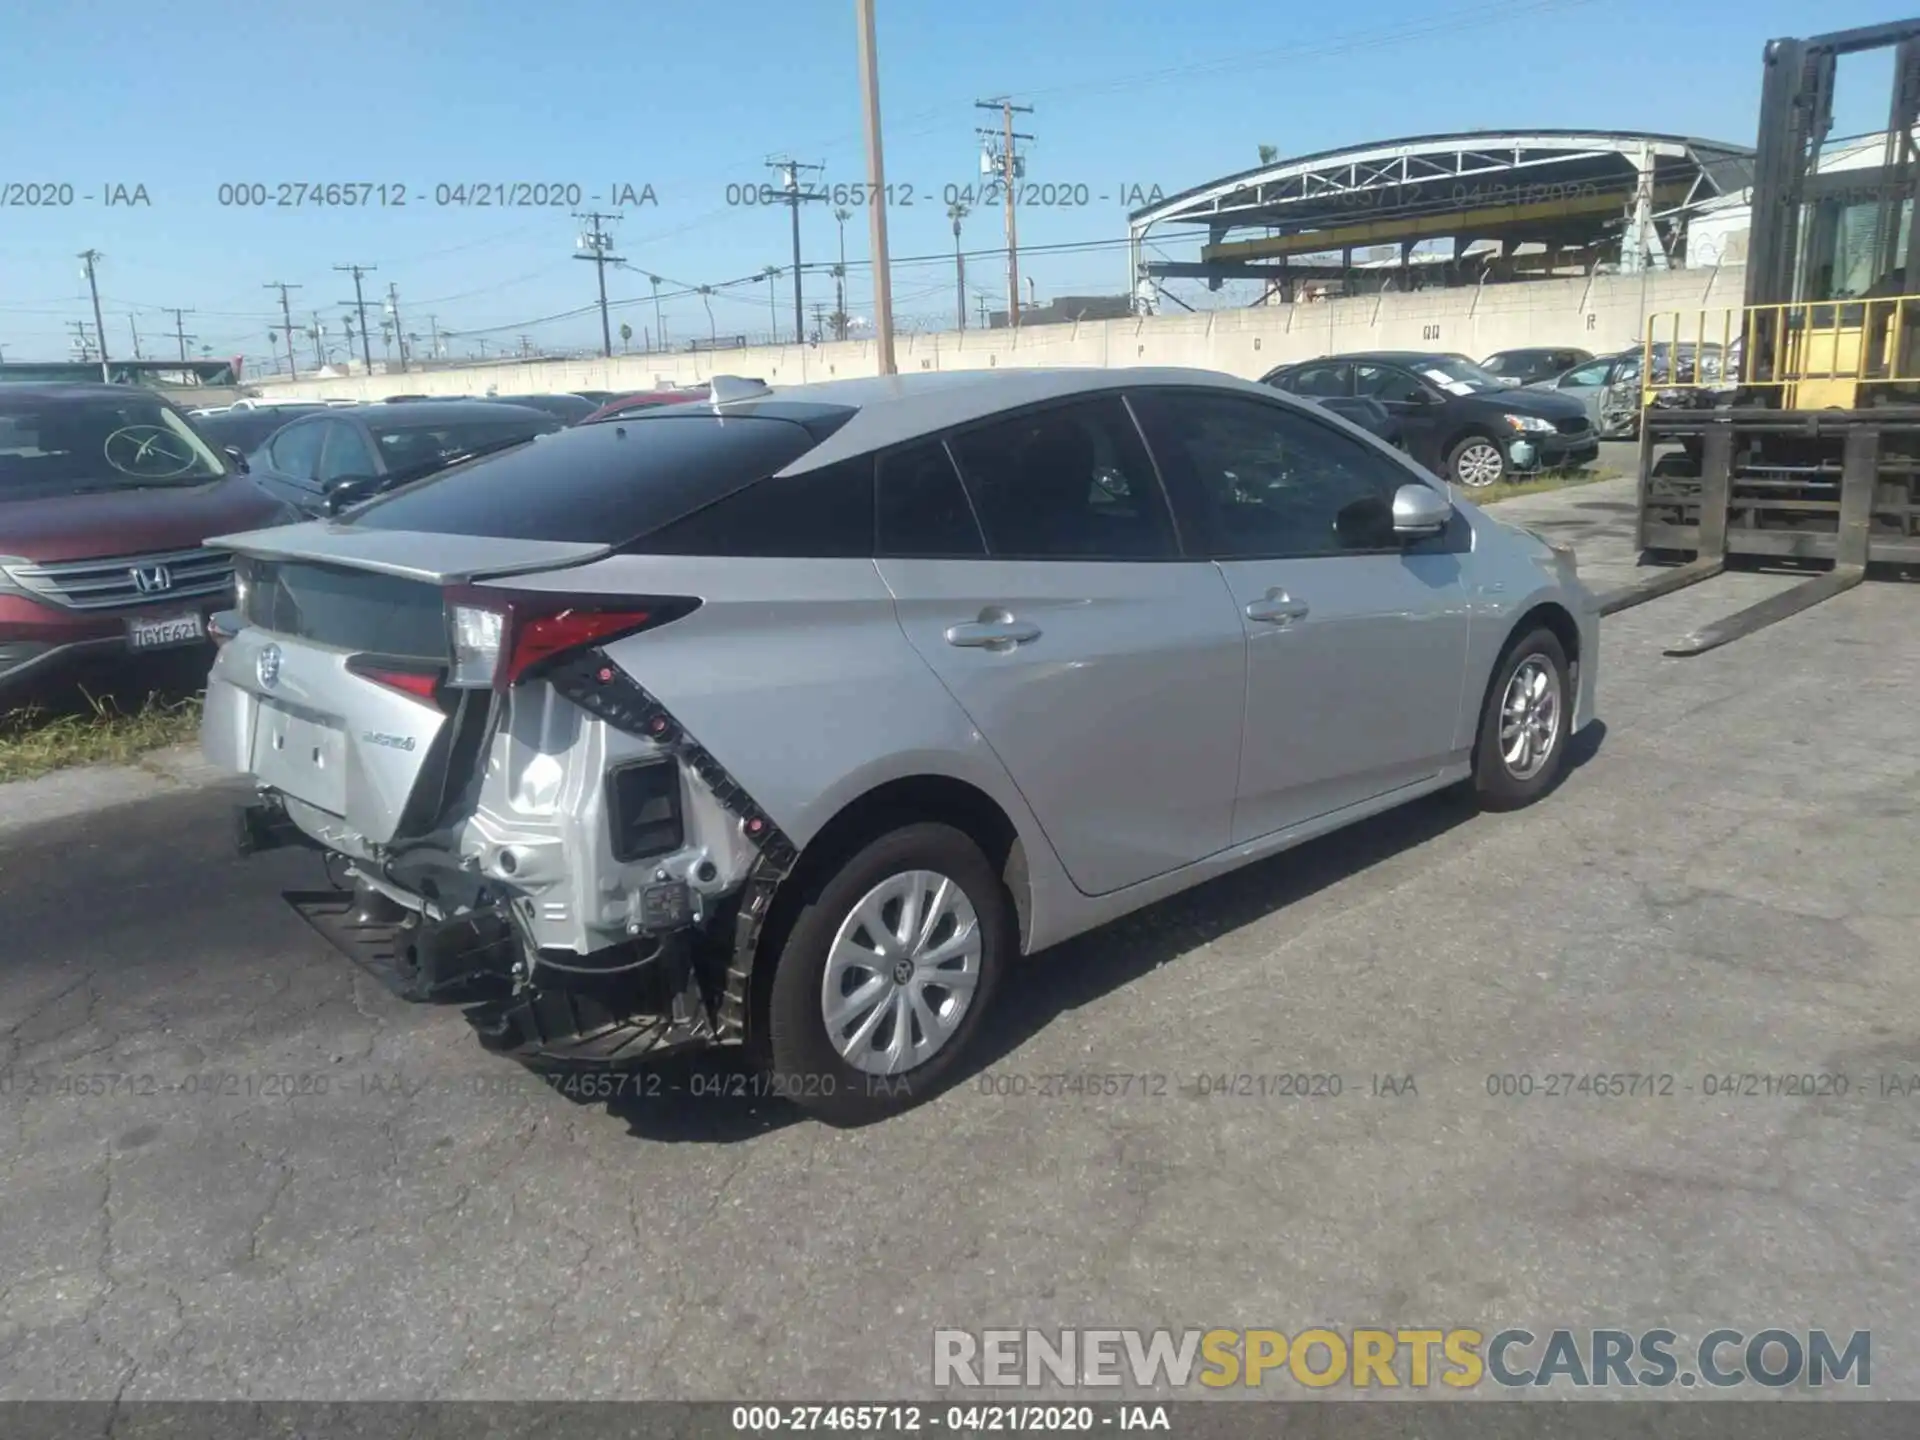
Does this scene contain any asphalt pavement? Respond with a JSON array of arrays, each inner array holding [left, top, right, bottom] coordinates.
[[3, 474, 1918, 1400]]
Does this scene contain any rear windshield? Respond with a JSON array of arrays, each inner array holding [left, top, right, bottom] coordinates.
[[193, 407, 326, 452], [0, 392, 229, 496], [347, 409, 842, 542], [365, 413, 563, 472]]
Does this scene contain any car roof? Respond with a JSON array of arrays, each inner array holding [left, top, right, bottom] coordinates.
[[331, 399, 558, 423], [724, 366, 1300, 475], [0, 382, 185, 405]]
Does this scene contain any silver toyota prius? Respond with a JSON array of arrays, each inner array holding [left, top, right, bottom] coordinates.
[[201, 367, 1600, 1124]]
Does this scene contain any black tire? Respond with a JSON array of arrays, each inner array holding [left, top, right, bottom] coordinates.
[[1447, 432, 1509, 489], [1472, 627, 1572, 811], [764, 822, 1010, 1125]]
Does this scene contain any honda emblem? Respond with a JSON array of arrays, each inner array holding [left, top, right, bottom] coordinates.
[[130, 564, 173, 595]]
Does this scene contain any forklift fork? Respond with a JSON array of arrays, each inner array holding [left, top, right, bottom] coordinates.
[[1601, 421, 1875, 656]]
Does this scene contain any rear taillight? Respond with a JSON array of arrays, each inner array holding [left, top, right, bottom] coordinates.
[[346, 655, 443, 703], [442, 588, 699, 691]]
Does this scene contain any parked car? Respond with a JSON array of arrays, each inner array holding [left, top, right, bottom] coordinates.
[[487, 393, 598, 424], [189, 403, 331, 461], [580, 386, 712, 423], [1304, 393, 1404, 449], [0, 384, 295, 704], [1480, 347, 1594, 386], [204, 368, 1600, 1123], [1263, 351, 1597, 487], [1529, 351, 1640, 439], [242, 400, 564, 516]]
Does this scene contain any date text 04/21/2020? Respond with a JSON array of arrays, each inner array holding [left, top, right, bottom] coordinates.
[[211, 182, 657, 208]]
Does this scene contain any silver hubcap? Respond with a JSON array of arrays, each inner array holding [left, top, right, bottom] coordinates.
[[1456, 442, 1504, 487], [1500, 655, 1562, 780], [821, 869, 983, 1076]]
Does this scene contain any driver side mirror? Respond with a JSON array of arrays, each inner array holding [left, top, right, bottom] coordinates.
[[1391, 482, 1452, 540], [223, 445, 249, 472], [1413, 388, 1445, 406]]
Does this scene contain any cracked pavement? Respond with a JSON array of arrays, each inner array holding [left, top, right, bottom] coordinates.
[[2, 468, 1918, 1399]]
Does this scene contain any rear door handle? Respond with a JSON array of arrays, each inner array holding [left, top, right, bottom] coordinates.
[[944, 610, 1042, 649], [1245, 590, 1310, 625]]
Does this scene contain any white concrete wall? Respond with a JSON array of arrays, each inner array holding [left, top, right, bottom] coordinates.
[[263, 265, 1749, 403]]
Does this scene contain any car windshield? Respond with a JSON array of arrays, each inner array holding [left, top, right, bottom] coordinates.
[[1406, 355, 1510, 395], [0, 392, 229, 496], [365, 414, 563, 472]]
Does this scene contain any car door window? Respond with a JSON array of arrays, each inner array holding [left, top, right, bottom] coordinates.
[[1283, 362, 1351, 398], [877, 441, 986, 557], [1354, 364, 1428, 403], [265, 419, 325, 482], [1130, 389, 1413, 559], [641, 457, 876, 557], [945, 396, 1178, 560], [316, 421, 378, 484], [1561, 359, 1613, 388]]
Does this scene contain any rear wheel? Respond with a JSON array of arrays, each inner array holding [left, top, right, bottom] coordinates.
[[764, 822, 1009, 1125], [1449, 433, 1508, 488], [1472, 628, 1571, 811]]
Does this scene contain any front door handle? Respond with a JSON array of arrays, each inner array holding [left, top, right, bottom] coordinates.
[[1245, 589, 1310, 625], [945, 608, 1042, 650]]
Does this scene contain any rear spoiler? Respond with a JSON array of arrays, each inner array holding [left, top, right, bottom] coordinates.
[[204, 520, 611, 586]]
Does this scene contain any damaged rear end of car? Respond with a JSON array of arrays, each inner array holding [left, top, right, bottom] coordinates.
[[202, 397, 845, 1071]]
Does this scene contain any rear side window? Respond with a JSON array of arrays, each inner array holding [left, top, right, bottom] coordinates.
[[641, 458, 874, 557], [877, 442, 984, 557], [349, 412, 843, 542], [946, 397, 1178, 560], [267, 420, 325, 481]]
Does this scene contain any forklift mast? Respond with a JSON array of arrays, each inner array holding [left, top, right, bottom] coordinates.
[[1609, 19, 1920, 657], [1746, 21, 1920, 312]]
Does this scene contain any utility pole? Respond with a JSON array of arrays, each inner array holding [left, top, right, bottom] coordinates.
[[766, 157, 825, 345], [426, 314, 441, 359], [308, 312, 326, 368], [384, 282, 409, 372], [763, 267, 782, 338], [648, 275, 666, 351], [78, 250, 109, 381], [948, 202, 969, 330], [69, 320, 97, 362], [975, 97, 1034, 329], [976, 293, 991, 330], [573, 212, 625, 358], [698, 285, 716, 347], [833, 207, 851, 340], [855, 0, 896, 374], [167, 308, 195, 362], [263, 281, 303, 381], [810, 300, 828, 344], [127, 314, 144, 360], [335, 265, 377, 374]]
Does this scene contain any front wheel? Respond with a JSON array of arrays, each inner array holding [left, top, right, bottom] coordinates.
[[1448, 434, 1508, 488], [1472, 628, 1572, 811], [764, 822, 1010, 1125]]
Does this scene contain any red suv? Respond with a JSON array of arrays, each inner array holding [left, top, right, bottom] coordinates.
[[0, 384, 295, 705]]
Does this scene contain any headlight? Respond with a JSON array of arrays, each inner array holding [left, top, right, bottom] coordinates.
[[1503, 413, 1557, 435]]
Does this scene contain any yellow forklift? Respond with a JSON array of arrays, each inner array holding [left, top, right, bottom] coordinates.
[[1605, 18, 1920, 653]]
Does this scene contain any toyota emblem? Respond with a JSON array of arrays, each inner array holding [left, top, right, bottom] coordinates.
[[256, 643, 282, 689]]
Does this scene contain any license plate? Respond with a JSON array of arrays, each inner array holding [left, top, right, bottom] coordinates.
[[127, 612, 205, 650]]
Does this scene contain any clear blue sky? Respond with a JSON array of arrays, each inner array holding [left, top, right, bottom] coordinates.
[[0, 0, 1904, 369]]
